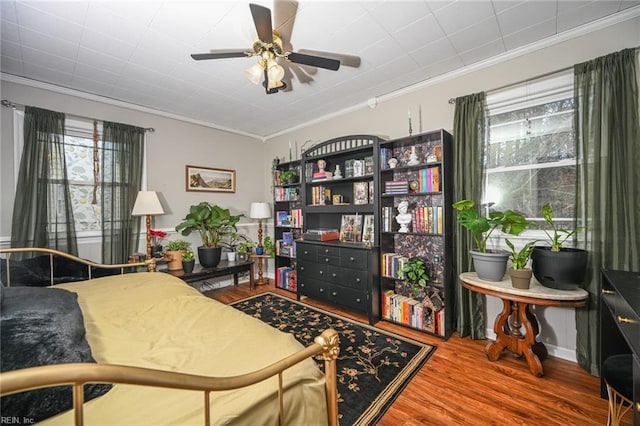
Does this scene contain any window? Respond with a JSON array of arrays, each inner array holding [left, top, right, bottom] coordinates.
[[485, 71, 576, 232]]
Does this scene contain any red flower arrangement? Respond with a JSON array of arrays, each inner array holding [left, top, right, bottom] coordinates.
[[150, 229, 167, 246]]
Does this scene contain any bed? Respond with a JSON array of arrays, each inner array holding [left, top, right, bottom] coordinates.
[[0, 248, 339, 425]]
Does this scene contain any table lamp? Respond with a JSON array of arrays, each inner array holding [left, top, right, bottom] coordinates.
[[250, 202, 271, 249], [132, 191, 165, 259]]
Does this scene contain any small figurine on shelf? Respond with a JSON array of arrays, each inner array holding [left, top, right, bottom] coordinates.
[[388, 158, 398, 169], [395, 200, 412, 233], [333, 164, 342, 179], [407, 146, 420, 166]]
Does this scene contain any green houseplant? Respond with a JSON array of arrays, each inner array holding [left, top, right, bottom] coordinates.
[[236, 240, 255, 262], [453, 199, 534, 281], [175, 202, 243, 268], [531, 203, 588, 289], [220, 232, 249, 262], [505, 239, 537, 289], [279, 169, 299, 185], [398, 258, 429, 298], [164, 239, 191, 271], [262, 236, 275, 258], [181, 249, 195, 273]]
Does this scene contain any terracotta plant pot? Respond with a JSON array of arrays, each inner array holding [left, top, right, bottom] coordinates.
[[510, 268, 533, 289], [165, 250, 184, 271]]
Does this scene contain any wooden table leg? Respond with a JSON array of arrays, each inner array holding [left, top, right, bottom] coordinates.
[[485, 299, 546, 377]]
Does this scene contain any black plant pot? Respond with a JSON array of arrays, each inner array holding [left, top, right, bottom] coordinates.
[[531, 246, 588, 289], [198, 246, 222, 268], [182, 259, 195, 273]]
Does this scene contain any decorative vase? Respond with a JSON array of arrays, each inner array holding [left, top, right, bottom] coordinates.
[[227, 251, 237, 262], [151, 245, 163, 258], [531, 246, 588, 289], [471, 249, 509, 282], [238, 252, 249, 262], [165, 250, 184, 271], [182, 259, 195, 273], [255, 247, 264, 255], [198, 246, 222, 268], [510, 268, 533, 289]]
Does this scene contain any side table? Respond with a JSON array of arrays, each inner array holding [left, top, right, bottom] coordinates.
[[250, 254, 271, 288], [460, 272, 588, 376]]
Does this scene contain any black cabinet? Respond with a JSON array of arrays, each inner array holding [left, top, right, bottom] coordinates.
[[297, 240, 380, 324], [273, 160, 302, 292], [295, 135, 383, 324], [378, 130, 454, 338], [600, 269, 640, 424]]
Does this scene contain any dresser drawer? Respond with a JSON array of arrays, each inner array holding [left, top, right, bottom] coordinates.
[[318, 254, 340, 266], [298, 277, 329, 300], [609, 290, 640, 356], [297, 244, 317, 260], [317, 245, 340, 257], [340, 248, 368, 270], [328, 284, 367, 312]]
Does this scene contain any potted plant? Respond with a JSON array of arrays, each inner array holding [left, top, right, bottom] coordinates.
[[220, 232, 249, 262], [164, 239, 190, 271], [531, 203, 588, 289], [262, 236, 275, 258], [453, 199, 534, 281], [175, 202, 243, 268], [279, 169, 299, 185], [182, 250, 195, 273], [505, 239, 537, 289], [150, 229, 167, 258], [397, 258, 429, 298], [236, 240, 255, 262]]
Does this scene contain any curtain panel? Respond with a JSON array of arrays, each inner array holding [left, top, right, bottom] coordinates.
[[101, 122, 145, 264], [452, 92, 488, 339], [574, 48, 640, 375], [11, 106, 78, 255]]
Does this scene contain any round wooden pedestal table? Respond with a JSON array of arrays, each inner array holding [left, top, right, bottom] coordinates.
[[460, 272, 588, 377]]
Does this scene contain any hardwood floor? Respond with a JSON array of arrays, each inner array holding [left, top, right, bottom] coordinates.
[[206, 281, 632, 426]]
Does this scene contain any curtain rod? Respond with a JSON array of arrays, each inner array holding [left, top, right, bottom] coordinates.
[[448, 46, 640, 105], [1, 99, 155, 132]]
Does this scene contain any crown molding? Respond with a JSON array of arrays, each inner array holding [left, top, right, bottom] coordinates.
[[0, 72, 264, 141]]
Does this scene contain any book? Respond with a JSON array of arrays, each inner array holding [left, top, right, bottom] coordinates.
[[353, 182, 369, 205], [339, 214, 363, 242]]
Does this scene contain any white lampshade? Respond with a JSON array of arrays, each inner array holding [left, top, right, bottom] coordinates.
[[245, 62, 264, 85], [266, 58, 285, 82], [250, 202, 271, 219], [132, 191, 164, 216]]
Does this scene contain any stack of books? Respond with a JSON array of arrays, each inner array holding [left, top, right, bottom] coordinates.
[[303, 228, 340, 241], [384, 180, 408, 195]]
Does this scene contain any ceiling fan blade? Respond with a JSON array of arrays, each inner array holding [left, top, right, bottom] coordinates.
[[287, 52, 340, 71], [191, 51, 250, 60], [298, 49, 361, 68], [249, 3, 273, 44]]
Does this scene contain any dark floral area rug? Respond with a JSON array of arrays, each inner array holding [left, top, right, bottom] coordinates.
[[230, 292, 436, 426]]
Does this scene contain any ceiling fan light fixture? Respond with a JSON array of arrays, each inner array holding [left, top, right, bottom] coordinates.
[[266, 79, 286, 91], [266, 58, 285, 82], [245, 62, 264, 85]]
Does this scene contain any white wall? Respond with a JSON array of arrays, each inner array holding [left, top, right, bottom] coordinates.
[[263, 17, 640, 361], [0, 80, 267, 262]]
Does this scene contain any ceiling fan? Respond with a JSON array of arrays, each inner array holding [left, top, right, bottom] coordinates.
[[190, 3, 340, 94]]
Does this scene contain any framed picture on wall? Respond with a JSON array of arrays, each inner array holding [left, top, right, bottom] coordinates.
[[186, 165, 236, 193]]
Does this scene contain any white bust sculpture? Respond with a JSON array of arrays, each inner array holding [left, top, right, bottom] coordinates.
[[395, 200, 412, 233]]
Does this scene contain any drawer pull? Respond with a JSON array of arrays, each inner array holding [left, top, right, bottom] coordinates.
[[332, 292, 337, 297], [325, 248, 329, 253], [300, 266, 305, 271], [332, 273, 337, 278], [617, 315, 638, 324], [601, 289, 615, 295], [356, 278, 361, 283], [356, 298, 361, 303], [319, 288, 324, 293], [304, 250, 308, 255], [325, 258, 330, 263], [349, 256, 355, 262], [636, 402, 640, 413], [319, 270, 324, 275]]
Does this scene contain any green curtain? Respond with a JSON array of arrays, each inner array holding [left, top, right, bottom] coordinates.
[[453, 92, 487, 339], [101, 121, 145, 264], [11, 106, 78, 255], [574, 48, 640, 375]]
